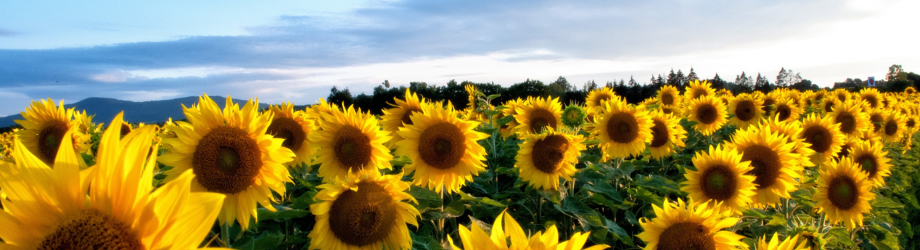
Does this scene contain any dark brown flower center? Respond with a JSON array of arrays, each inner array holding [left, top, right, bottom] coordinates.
[[803, 125, 833, 153], [329, 181, 397, 247], [824, 101, 836, 113], [775, 104, 792, 121], [606, 112, 639, 143], [658, 222, 716, 250], [37, 209, 142, 250], [661, 93, 675, 106], [649, 120, 670, 147], [837, 93, 847, 102], [870, 114, 883, 132], [696, 104, 718, 124], [400, 108, 422, 126], [700, 165, 737, 201], [828, 175, 859, 210], [418, 123, 466, 169], [692, 88, 709, 99], [734, 100, 757, 121], [532, 134, 569, 174], [528, 109, 557, 133], [863, 95, 878, 108], [37, 120, 70, 165], [594, 93, 612, 107], [742, 145, 782, 189], [884, 119, 899, 136], [854, 154, 879, 178], [192, 126, 262, 194], [120, 123, 131, 137], [907, 119, 916, 129], [835, 112, 857, 134], [762, 98, 775, 115], [267, 117, 306, 151], [837, 144, 852, 159], [333, 126, 373, 170]]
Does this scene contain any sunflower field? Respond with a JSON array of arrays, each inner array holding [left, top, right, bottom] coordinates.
[[1, 81, 919, 250]]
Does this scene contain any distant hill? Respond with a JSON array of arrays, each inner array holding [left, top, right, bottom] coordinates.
[[0, 96, 269, 128]]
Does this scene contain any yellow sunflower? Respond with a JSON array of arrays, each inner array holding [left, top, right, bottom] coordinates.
[[158, 94, 295, 230], [756, 233, 810, 250], [835, 137, 860, 160], [770, 97, 803, 123], [586, 87, 617, 112], [726, 126, 801, 207], [637, 198, 747, 250], [514, 96, 563, 136], [728, 93, 764, 129], [515, 128, 586, 191], [800, 114, 845, 164], [306, 98, 340, 126], [880, 110, 907, 143], [828, 99, 870, 140], [308, 171, 420, 250], [449, 209, 609, 250], [904, 114, 919, 135], [821, 96, 839, 114], [686, 95, 728, 136], [267, 102, 315, 167], [866, 109, 886, 136], [813, 156, 876, 230], [15, 98, 91, 166], [682, 145, 757, 213], [834, 89, 850, 102], [396, 102, 489, 194], [762, 117, 816, 170], [906, 86, 917, 95], [500, 98, 525, 139], [859, 88, 883, 109], [848, 140, 892, 188], [761, 94, 777, 117], [658, 85, 681, 107], [0, 113, 225, 249], [647, 110, 687, 160], [589, 96, 653, 158], [684, 79, 715, 100], [381, 89, 427, 148], [660, 104, 680, 117]]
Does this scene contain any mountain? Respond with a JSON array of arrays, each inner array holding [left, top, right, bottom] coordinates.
[[0, 96, 269, 128]]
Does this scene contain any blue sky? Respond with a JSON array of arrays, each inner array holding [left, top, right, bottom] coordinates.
[[1, 0, 918, 116]]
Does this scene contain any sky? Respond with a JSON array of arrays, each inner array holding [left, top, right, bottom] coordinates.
[[1, 0, 918, 116]]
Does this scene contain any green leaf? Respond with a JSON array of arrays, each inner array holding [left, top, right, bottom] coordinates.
[[446, 200, 467, 217], [766, 214, 787, 227], [496, 114, 515, 127], [826, 227, 855, 247], [232, 230, 285, 250], [581, 181, 623, 202], [458, 190, 507, 208], [390, 155, 413, 166], [605, 219, 634, 246], [871, 197, 905, 209], [256, 205, 310, 221]]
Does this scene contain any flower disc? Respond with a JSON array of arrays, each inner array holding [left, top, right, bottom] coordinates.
[[515, 96, 562, 135], [310, 105, 392, 182], [729, 94, 763, 129], [590, 97, 653, 158], [800, 114, 845, 164], [829, 99, 869, 140], [849, 140, 891, 188], [682, 145, 756, 213], [648, 111, 687, 160], [881, 111, 906, 142], [515, 129, 585, 190], [418, 123, 467, 169], [15, 98, 91, 166], [726, 126, 801, 207], [687, 95, 728, 136], [657, 85, 680, 106], [37, 209, 142, 250], [814, 156, 876, 229], [860, 88, 882, 109], [637, 198, 747, 250], [192, 126, 262, 194]]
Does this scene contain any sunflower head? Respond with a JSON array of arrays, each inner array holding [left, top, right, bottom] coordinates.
[[880, 110, 907, 143], [561, 104, 587, 128], [828, 99, 869, 140], [382, 89, 427, 148], [800, 113, 845, 164], [514, 96, 563, 136], [515, 128, 586, 191], [15, 98, 91, 166], [310, 105, 392, 182], [686, 95, 728, 136], [657, 85, 681, 106], [859, 88, 883, 109], [647, 110, 687, 160], [682, 145, 757, 213], [726, 126, 802, 207], [590, 97, 653, 159], [684, 80, 715, 100], [637, 198, 748, 250], [157, 94, 294, 230], [728, 93, 764, 129], [450, 209, 609, 250], [396, 102, 489, 193], [848, 140, 891, 188], [266, 102, 315, 167], [906, 86, 917, 95], [309, 172, 420, 250], [586, 87, 617, 111], [813, 156, 876, 230], [770, 97, 803, 123], [822, 96, 839, 114]]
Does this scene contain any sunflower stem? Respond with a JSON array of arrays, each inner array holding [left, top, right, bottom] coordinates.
[[438, 185, 446, 244], [221, 222, 231, 247]]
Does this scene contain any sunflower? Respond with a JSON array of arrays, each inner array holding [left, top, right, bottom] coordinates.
[[637, 198, 747, 250], [762, 117, 816, 170], [728, 93, 764, 129], [859, 88, 883, 109], [761, 94, 777, 116], [309, 105, 392, 182], [589, 96, 653, 158], [306, 98, 340, 126], [308, 171, 420, 250], [684, 80, 715, 100], [500, 98, 525, 139], [726, 126, 801, 207], [449, 209, 609, 250], [800, 114, 845, 164], [813, 156, 876, 230], [835, 137, 860, 160], [514, 96, 563, 136], [15, 98, 91, 166], [822, 96, 839, 114], [906, 86, 917, 95], [770, 97, 803, 123], [848, 140, 891, 188], [396, 102, 489, 194], [158, 94, 295, 230], [265, 102, 315, 167], [586, 87, 617, 111], [834, 89, 849, 102], [561, 104, 587, 128], [681, 145, 756, 213], [866, 109, 885, 135], [0, 113, 225, 249], [756, 233, 809, 250], [905, 114, 919, 135], [828, 99, 870, 140], [382, 89, 427, 148], [515, 128, 586, 191], [660, 104, 680, 116], [880, 110, 907, 143], [647, 110, 687, 160], [686, 95, 728, 136], [657, 85, 680, 107]]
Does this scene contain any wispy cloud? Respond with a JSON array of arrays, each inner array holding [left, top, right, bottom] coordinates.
[[0, 28, 19, 36]]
